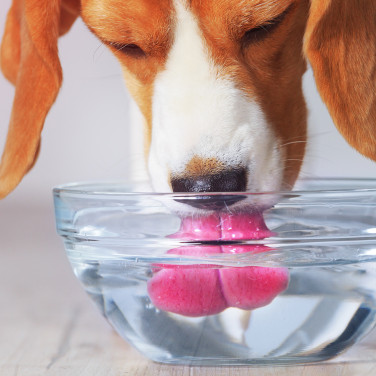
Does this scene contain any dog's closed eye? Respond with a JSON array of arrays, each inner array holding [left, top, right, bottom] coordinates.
[[242, 5, 292, 45], [109, 42, 146, 58]]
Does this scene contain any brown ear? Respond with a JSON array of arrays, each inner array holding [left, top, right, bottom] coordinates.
[[0, 0, 80, 199], [304, 0, 376, 161]]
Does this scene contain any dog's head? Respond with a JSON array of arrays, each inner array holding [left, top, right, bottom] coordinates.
[[1, 0, 376, 200]]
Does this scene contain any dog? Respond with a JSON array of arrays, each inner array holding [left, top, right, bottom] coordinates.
[[0, 0, 376, 201]]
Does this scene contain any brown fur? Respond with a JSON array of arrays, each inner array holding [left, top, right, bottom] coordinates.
[[304, 0, 376, 161], [0, 0, 80, 199], [184, 157, 227, 177], [1, 0, 376, 198]]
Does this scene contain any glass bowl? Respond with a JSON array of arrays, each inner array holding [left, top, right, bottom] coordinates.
[[53, 179, 376, 366]]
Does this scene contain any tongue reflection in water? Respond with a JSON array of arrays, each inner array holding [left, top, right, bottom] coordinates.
[[147, 211, 289, 317]]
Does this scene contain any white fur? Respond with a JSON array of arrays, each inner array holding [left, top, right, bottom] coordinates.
[[148, 0, 283, 193]]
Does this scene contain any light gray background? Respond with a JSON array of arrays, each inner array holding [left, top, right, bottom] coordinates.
[[1, 1, 376, 210]]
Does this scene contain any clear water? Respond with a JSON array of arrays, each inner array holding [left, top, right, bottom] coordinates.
[[67, 247, 376, 365], [54, 180, 376, 365]]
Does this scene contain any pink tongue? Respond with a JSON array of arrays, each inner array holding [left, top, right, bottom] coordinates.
[[147, 212, 289, 317], [173, 212, 272, 241]]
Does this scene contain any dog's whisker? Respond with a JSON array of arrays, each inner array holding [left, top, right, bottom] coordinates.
[[223, 201, 233, 215], [92, 42, 106, 63], [280, 134, 307, 142], [283, 181, 295, 190], [284, 158, 305, 163], [280, 140, 307, 148], [306, 130, 332, 138], [299, 151, 340, 164]]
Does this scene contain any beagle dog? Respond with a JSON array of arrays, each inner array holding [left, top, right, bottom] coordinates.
[[0, 0, 376, 201]]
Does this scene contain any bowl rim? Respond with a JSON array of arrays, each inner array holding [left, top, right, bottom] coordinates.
[[53, 178, 376, 198]]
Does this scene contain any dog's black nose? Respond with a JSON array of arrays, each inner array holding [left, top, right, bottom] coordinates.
[[171, 168, 247, 209], [171, 168, 247, 193]]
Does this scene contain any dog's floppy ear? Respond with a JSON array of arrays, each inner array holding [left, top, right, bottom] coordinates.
[[0, 0, 80, 199], [304, 0, 376, 161]]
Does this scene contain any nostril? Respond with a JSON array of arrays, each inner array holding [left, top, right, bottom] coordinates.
[[212, 168, 248, 192], [171, 168, 248, 209], [171, 168, 248, 193]]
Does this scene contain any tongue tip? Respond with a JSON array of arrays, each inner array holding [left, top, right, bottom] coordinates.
[[172, 210, 272, 241]]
